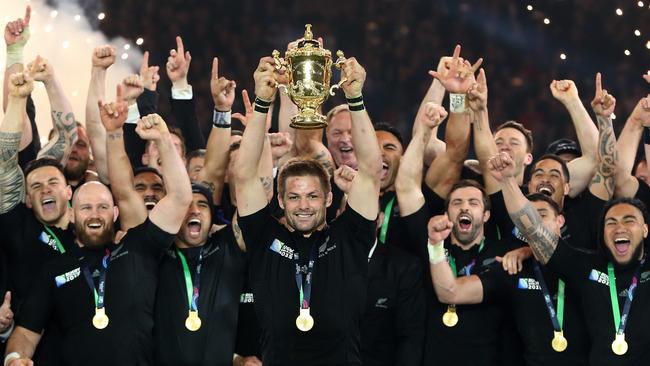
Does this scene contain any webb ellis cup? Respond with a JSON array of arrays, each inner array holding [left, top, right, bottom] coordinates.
[[272, 24, 346, 129]]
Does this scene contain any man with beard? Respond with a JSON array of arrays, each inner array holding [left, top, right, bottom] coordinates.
[[373, 122, 404, 246], [234, 55, 381, 365], [4, 112, 192, 366], [0, 71, 76, 365], [62, 124, 91, 191], [133, 167, 165, 211], [489, 157, 650, 365], [154, 183, 246, 365]]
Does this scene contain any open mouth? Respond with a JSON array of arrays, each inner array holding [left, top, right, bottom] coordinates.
[[144, 199, 157, 210], [187, 218, 201, 238], [295, 212, 313, 220], [380, 162, 389, 180], [340, 146, 353, 154], [86, 219, 104, 231], [41, 198, 56, 211], [458, 214, 472, 232], [614, 237, 631, 255], [537, 185, 554, 196]]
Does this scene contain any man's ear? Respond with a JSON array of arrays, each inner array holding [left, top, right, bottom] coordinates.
[[113, 206, 119, 222], [523, 153, 533, 166], [277, 194, 284, 210], [141, 153, 150, 166], [557, 214, 566, 229], [325, 191, 333, 208], [483, 209, 491, 223]]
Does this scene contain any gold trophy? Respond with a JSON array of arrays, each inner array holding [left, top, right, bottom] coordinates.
[[272, 24, 346, 129]]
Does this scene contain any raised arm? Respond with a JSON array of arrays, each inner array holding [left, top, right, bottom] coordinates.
[[100, 85, 148, 230], [414, 57, 449, 165], [588, 73, 617, 201], [339, 57, 382, 220], [29, 57, 78, 164], [488, 153, 559, 264], [196, 57, 236, 203], [139, 114, 192, 233], [426, 214, 484, 304], [234, 57, 277, 216], [0, 71, 33, 213], [549, 79, 599, 197], [395, 103, 447, 216], [615, 95, 650, 198], [85, 45, 116, 184]]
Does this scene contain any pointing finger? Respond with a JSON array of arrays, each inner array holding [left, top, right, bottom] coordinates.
[[24, 5, 32, 26], [175, 36, 184, 55], [595, 72, 602, 94], [212, 57, 219, 80]]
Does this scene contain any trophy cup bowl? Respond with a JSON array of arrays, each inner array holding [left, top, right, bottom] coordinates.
[[273, 24, 346, 129]]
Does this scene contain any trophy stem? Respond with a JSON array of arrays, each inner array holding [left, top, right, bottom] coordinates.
[[290, 108, 328, 130]]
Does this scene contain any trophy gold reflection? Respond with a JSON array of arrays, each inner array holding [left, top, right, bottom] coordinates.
[[272, 24, 346, 129]]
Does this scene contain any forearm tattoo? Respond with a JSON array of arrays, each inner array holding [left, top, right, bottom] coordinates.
[[592, 115, 617, 197], [313, 149, 334, 178], [510, 202, 559, 264], [39, 111, 78, 162], [260, 177, 273, 198], [0, 132, 25, 213]]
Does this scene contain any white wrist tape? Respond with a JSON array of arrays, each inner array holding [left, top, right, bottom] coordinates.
[[5, 27, 30, 67], [4, 352, 20, 366], [449, 93, 466, 113], [125, 103, 141, 124], [212, 109, 232, 128], [427, 239, 446, 264]]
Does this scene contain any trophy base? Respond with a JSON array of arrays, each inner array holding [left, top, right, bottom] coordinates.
[[290, 112, 328, 130]]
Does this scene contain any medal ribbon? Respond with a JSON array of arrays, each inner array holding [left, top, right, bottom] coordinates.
[[176, 248, 204, 312], [607, 257, 646, 335], [532, 261, 565, 331], [43, 226, 66, 253], [295, 244, 318, 309], [378, 196, 395, 244], [81, 249, 111, 310]]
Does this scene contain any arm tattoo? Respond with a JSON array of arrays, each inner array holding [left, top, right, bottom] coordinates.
[[107, 131, 123, 140], [312, 149, 334, 177], [39, 111, 78, 163], [232, 214, 246, 252], [260, 177, 273, 198], [199, 180, 216, 194], [591, 115, 618, 198], [510, 202, 559, 264], [0, 132, 25, 213]]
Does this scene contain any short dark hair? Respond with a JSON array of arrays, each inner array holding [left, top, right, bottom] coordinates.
[[24, 158, 66, 181], [186, 149, 206, 162], [133, 166, 163, 180], [277, 158, 331, 198], [445, 179, 491, 211], [532, 154, 571, 182], [597, 197, 650, 250], [527, 193, 563, 215], [495, 120, 534, 153], [374, 122, 404, 148]]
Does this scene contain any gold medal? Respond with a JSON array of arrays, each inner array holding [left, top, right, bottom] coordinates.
[[611, 333, 628, 355], [185, 310, 202, 331], [296, 308, 314, 332], [442, 306, 458, 327], [92, 307, 109, 329], [551, 331, 568, 352]]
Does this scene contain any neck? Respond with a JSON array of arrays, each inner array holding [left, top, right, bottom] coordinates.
[[450, 234, 484, 251], [380, 185, 395, 196], [174, 238, 206, 249], [41, 212, 70, 230]]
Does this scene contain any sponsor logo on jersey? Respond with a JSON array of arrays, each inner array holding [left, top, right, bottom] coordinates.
[[374, 297, 389, 309], [39, 231, 61, 252], [240, 293, 254, 303], [54, 268, 81, 287], [517, 278, 541, 290], [588, 269, 609, 285]]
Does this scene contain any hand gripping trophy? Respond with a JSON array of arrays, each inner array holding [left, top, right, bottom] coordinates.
[[272, 24, 346, 129]]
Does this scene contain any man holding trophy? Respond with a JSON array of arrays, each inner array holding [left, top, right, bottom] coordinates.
[[234, 25, 382, 366]]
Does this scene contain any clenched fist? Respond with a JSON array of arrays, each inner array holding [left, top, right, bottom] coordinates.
[[92, 45, 117, 70], [8, 71, 34, 98]]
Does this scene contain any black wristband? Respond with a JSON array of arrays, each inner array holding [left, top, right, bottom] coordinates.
[[254, 104, 270, 113], [254, 97, 272, 107], [346, 94, 365, 111], [346, 95, 363, 104], [644, 127, 650, 145]]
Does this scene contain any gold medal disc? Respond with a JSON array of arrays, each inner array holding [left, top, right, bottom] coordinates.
[[296, 308, 314, 332], [611, 334, 628, 356], [185, 311, 202, 331], [442, 306, 458, 327], [551, 331, 568, 352], [92, 308, 109, 329]]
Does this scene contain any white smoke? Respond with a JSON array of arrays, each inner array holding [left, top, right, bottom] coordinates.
[[1, 0, 143, 142]]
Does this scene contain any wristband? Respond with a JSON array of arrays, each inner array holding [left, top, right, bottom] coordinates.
[[427, 239, 446, 264], [643, 127, 650, 145], [4, 352, 20, 366], [346, 94, 365, 111], [125, 103, 141, 124], [449, 93, 466, 113], [5, 27, 30, 67], [254, 96, 272, 114], [212, 109, 232, 128], [171, 84, 193, 100]]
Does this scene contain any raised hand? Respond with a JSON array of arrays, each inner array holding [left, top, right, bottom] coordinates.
[[549, 79, 580, 105], [428, 45, 482, 94], [92, 45, 117, 70], [136, 113, 170, 141], [629, 95, 650, 127], [590, 73, 616, 119], [467, 68, 488, 111], [139, 51, 160, 91], [419, 102, 448, 129], [340, 57, 366, 97], [644, 74, 650, 84], [487, 152, 516, 182], [269, 132, 293, 162], [210, 57, 236, 111], [27, 55, 54, 83], [254, 56, 279, 101], [0, 291, 13, 332], [232, 89, 273, 130], [121, 74, 144, 105], [166, 36, 191, 84], [8, 358, 33, 366], [4, 5, 31, 46], [333, 165, 357, 194], [427, 214, 453, 243], [8, 71, 34, 98], [98, 84, 129, 132]]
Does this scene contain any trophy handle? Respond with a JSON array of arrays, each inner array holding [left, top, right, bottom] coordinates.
[[272, 49, 288, 71], [330, 50, 347, 96]]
